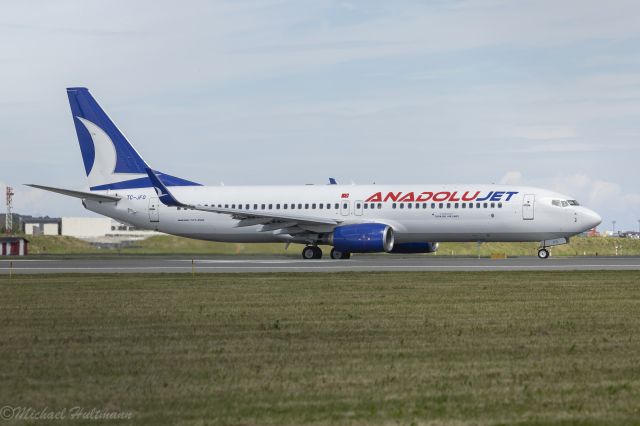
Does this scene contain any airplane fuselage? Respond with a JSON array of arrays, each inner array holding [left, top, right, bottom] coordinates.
[[85, 184, 600, 244]]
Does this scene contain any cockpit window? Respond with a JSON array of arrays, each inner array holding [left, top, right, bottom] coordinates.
[[551, 200, 561, 207], [567, 200, 580, 206], [561, 200, 569, 207]]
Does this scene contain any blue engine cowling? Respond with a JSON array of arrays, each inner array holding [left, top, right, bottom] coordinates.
[[330, 223, 394, 253], [390, 242, 439, 254]]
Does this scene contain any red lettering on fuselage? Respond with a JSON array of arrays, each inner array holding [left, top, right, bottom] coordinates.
[[398, 192, 415, 202], [462, 190, 480, 201], [364, 190, 511, 203], [365, 192, 382, 202], [416, 192, 433, 201], [433, 191, 450, 202], [384, 192, 402, 202]]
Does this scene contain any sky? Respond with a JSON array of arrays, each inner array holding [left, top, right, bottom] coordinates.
[[1, 0, 639, 231]]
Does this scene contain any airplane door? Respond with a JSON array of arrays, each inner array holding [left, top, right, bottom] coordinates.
[[522, 194, 535, 220], [354, 200, 363, 216], [149, 197, 160, 222], [340, 200, 350, 216]]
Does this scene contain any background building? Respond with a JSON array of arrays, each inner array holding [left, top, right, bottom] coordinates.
[[0, 236, 29, 256]]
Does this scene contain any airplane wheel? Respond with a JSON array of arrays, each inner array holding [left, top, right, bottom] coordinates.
[[302, 246, 322, 260], [537, 248, 550, 259], [330, 248, 351, 260]]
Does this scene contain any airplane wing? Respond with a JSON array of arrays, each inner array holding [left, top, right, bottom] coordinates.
[[25, 184, 121, 202], [145, 168, 341, 231]]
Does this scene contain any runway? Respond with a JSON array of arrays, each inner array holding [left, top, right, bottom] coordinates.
[[1, 256, 640, 274]]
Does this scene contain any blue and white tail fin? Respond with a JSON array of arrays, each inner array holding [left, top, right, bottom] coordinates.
[[67, 87, 200, 191]]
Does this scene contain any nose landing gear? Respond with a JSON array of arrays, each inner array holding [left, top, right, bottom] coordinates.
[[537, 248, 550, 259]]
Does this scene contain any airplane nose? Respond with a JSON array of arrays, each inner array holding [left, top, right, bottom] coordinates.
[[585, 209, 602, 229]]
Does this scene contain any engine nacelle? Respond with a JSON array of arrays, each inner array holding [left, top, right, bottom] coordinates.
[[390, 242, 439, 254], [330, 223, 394, 253]]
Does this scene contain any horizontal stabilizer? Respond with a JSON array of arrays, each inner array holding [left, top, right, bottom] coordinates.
[[25, 184, 121, 202]]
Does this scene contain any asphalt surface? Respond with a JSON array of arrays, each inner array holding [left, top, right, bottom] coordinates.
[[1, 256, 640, 274]]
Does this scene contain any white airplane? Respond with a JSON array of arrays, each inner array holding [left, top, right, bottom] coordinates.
[[29, 87, 602, 260]]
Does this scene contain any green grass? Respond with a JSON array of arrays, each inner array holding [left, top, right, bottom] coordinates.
[[25, 235, 640, 257], [2, 271, 640, 425]]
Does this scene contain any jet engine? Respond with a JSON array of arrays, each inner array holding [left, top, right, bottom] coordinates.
[[329, 223, 394, 253]]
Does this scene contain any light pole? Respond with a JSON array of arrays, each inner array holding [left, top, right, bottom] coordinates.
[[637, 219, 639, 233], [612, 220, 617, 235]]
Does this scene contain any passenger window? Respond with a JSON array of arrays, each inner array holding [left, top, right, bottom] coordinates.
[[225, 204, 229, 208], [269, 204, 273, 209], [245, 204, 249, 209], [483, 203, 488, 208], [343, 203, 348, 209], [364, 204, 368, 209], [400, 203, 404, 209], [253, 204, 257, 209], [284, 204, 288, 209], [447, 203, 451, 209], [415, 203, 419, 209], [276, 204, 280, 209], [319, 204, 323, 209], [312, 203, 316, 209], [327, 203, 331, 209], [378, 203, 382, 209], [392, 203, 397, 209], [469, 203, 473, 209], [305, 204, 309, 209], [261, 204, 265, 210], [335, 203, 339, 209], [407, 203, 412, 209], [498, 202, 502, 208], [298, 203, 302, 209], [454, 203, 459, 209], [490, 202, 495, 208], [423, 203, 427, 208], [439, 203, 443, 209]]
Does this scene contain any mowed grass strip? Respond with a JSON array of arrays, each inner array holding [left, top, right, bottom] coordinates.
[[1, 272, 639, 425]]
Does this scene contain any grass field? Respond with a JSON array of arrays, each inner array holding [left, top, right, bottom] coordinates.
[[2, 272, 640, 425], [25, 234, 640, 257]]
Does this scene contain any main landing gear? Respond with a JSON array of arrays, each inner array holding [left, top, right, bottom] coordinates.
[[301, 246, 352, 260], [302, 245, 323, 260], [330, 248, 351, 260], [537, 248, 550, 259]]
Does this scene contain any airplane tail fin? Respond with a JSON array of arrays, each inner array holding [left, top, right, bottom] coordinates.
[[66, 87, 200, 191]]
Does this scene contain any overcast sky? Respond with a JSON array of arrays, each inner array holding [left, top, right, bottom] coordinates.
[[1, 0, 639, 231]]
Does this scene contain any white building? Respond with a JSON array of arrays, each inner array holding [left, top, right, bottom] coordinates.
[[22, 218, 60, 235], [61, 217, 112, 238], [60, 217, 162, 241]]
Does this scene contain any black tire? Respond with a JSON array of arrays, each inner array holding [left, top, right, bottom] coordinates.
[[302, 246, 316, 260], [330, 248, 351, 260], [537, 248, 550, 259], [302, 246, 323, 260]]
